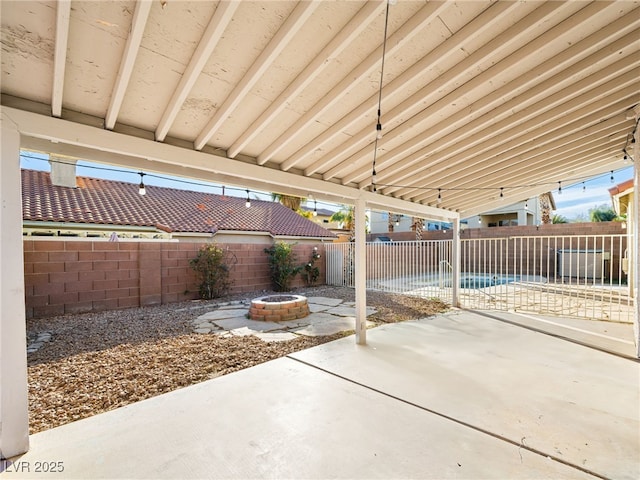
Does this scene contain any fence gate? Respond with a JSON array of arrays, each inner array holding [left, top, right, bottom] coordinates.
[[325, 234, 633, 323]]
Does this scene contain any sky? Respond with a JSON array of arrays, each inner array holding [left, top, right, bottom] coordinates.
[[551, 165, 633, 220], [20, 150, 633, 221]]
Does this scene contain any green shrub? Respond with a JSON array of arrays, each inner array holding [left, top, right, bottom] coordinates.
[[303, 247, 321, 286], [264, 242, 302, 292], [189, 244, 236, 299]]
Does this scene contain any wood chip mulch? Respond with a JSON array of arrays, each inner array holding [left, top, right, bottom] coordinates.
[[26, 286, 449, 434]]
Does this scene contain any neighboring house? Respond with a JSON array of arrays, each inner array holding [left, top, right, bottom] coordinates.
[[609, 178, 634, 220], [369, 193, 555, 235], [21, 169, 336, 243], [299, 205, 341, 230], [463, 193, 555, 228], [369, 211, 449, 235]]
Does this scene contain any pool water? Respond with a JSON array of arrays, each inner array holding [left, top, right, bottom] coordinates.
[[460, 275, 518, 289], [434, 274, 519, 289]]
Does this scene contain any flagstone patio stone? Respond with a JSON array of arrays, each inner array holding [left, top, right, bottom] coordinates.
[[197, 309, 251, 321], [305, 297, 343, 307], [308, 303, 332, 313], [212, 317, 283, 333]]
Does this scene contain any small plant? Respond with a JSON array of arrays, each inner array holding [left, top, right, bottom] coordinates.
[[189, 244, 236, 299], [303, 247, 321, 286], [264, 241, 302, 292]]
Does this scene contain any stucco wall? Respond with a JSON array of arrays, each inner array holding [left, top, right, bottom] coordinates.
[[23, 240, 326, 319]]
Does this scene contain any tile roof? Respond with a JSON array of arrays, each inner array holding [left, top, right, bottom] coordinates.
[[22, 170, 336, 239]]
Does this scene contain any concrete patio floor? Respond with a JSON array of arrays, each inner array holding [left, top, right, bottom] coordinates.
[[2, 310, 638, 479]]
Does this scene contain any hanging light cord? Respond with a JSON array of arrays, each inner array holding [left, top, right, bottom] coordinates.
[[372, 1, 392, 192]]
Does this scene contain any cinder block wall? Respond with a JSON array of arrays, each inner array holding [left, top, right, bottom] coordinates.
[[23, 241, 326, 319]]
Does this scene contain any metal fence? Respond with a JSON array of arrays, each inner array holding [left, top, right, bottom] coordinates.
[[325, 234, 633, 323]]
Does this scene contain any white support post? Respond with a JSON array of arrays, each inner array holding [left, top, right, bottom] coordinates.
[[633, 115, 639, 358], [0, 112, 30, 458], [451, 218, 461, 308], [354, 195, 367, 345]]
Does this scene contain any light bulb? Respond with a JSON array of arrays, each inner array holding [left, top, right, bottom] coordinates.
[[376, 123, 383, 140], [138, 172, 146, 196]]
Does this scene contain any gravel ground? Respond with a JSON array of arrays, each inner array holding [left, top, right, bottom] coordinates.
[[26, 286, 449, 434]]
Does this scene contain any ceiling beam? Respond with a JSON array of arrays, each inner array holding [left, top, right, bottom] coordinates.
[[319, 1, 569, 182], [373, 50, 640, 194], [105, 0, 153, 130], [354, 26, 640, 188], [331, 1, 621, 184], [227, 0, 386, 159], [4, 106, 456, 221], [296, 0, 521, 176], [457, 154, 622, 217], [155, 1, 239, 142], [392, 88, 638, 200], [194, 0, 321, 151], [431, 129, 628, 205], [51, 0, 71, 118], [256, 1, 450, 166], [407, 117, 631, 205], [456, 149, 624, 217]]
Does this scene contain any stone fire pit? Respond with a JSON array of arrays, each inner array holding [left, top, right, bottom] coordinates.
[[249, 294, 310, 322]]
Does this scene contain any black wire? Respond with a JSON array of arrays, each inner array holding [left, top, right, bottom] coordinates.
[[372, 1, 392, 192], [21, 151, 631, 196]]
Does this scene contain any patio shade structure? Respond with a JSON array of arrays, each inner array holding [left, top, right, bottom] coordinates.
[[1, 0, 639, 459]]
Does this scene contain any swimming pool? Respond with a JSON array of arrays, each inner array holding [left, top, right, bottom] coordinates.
[[439, 273, 520, 289]]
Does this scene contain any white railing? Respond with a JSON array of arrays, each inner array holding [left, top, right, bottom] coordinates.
[[325, 234, 633, 323]]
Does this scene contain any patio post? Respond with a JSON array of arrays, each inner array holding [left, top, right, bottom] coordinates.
[[451, 218, 461, 308], [633, 112, 639, 358], [354, 195, 367, 345], [0, 112, 30, 458]]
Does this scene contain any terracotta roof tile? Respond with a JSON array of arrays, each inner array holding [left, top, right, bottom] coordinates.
[[22, 170, 336, 239]]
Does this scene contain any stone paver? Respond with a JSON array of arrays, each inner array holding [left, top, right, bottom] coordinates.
[[306, 297, 343, 307], [212, 317, 283, 333], [308, 303, 332, 313], [197, 309, 252, 321]]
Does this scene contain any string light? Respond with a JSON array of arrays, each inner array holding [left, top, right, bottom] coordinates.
[[138, 172, 146, 196], [23, 152, 629, 205], [436, 189, 442, 205], [582, 182, 586, 193], [499, 187, 504, 198], [313, 200, 317, 217], [371, 0, 391, 192], [610, 170, 614, 183], [245, 190, 251, 208], [524, 201, 528, 210]]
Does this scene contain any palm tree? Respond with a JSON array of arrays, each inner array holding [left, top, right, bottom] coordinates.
[[552, 214, 569, 224], [271, 193, 304, 212], [589, 204, 617, 222], [330, 205, 355, 232]]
